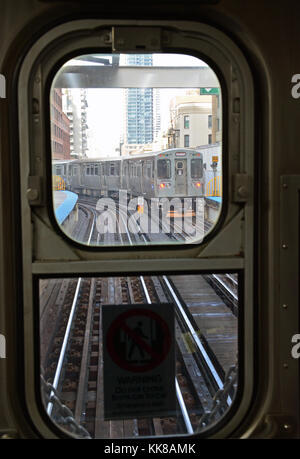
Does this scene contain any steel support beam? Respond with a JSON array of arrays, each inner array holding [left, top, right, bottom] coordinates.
[[54, 66, 219, 88]]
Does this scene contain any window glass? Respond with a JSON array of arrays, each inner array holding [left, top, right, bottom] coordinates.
[[157, 159, 171, 179], [40, 272, 239, 438], [50, 53, 222, 246], [191, 159, 203, 179], [184, 115, 190, 129]]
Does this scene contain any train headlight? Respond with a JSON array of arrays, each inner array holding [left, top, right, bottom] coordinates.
[[193, 182, 202, 188], [159, 182, 171, 189]]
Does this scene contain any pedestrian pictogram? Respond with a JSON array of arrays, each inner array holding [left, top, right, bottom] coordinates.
[[106, 308, 172, 373], [102, 304, 176, 420]]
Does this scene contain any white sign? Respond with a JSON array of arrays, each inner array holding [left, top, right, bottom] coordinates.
[[102, 303, 175, 420]]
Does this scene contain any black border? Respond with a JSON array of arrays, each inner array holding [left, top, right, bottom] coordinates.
[[41, 36, 228, 252], [34, 269, 244, 439]]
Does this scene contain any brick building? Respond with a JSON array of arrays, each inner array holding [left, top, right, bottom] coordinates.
[[51, 88, 71, 160]]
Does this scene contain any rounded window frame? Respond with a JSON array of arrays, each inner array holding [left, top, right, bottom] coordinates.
[[45, 47, 226, 251], [18, 19, 254, 439]]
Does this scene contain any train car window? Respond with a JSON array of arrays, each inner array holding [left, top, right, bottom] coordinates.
[[191, 159, 203, 179], [39, 272, 239, 439], [147, 163, 152, 179], [50, 52, 222, 247], [19, 20, 254, 441], [157, 159, 171, 179]]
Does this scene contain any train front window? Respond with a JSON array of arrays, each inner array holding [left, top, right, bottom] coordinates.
[[191, 159, 203, 178], [50, 53, 223, 247], [157, 159, 171, 179]]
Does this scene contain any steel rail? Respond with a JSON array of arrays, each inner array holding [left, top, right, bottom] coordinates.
[[47, 277, 82, 416], [139, 276, 194, 435], [212, 274, 238, 302], [162, 275, 232, 406], [118, 205, 194, 434], [46, 210, 96, 416]]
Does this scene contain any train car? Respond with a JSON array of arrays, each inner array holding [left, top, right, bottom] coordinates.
[[78, 159, 104, 197], [1, 0, 300, 444], [121, 148, 204, 201]]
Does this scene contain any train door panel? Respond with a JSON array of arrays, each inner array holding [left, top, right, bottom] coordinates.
[[175, 159, 187, 195]]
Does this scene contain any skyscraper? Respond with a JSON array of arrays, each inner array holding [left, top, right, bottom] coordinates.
[[125, 55, 154, 150], [62, 88, 88, 159]]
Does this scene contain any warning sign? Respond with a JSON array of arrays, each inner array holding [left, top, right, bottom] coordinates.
[[102, 303, 176, 420]]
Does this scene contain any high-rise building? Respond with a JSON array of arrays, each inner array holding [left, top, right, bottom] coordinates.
[[124, 54, 159, 154], [62, 88, 88, 159]]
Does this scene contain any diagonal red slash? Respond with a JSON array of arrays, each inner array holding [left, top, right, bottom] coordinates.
[[120, 320, 161, 361]]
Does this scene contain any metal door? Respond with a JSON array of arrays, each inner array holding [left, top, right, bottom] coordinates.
[[175, 159, 187, 195]]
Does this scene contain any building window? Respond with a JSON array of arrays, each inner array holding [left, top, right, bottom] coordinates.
[[184, 115, 190, 129], [208, 134, 212, 144], [208, 115, 212, 128], [184, 135, 190, 147]]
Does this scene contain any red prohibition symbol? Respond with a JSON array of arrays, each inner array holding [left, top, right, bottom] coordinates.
[[106, 308, 172, 373]]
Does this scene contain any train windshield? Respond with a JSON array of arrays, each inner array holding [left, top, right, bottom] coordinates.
[[50, 53, 222, 247], [191, 158, 203, 178], [157, 159, 171, 179]]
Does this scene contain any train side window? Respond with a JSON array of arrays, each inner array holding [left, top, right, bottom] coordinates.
[[146, 162, 151, 179]]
